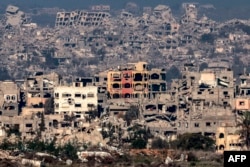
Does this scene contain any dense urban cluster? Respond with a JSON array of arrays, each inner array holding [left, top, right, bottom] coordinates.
[[0, 2, 250, 167]]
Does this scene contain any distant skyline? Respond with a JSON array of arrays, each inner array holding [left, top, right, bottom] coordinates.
[[1, 0, 250, 21], [1, 0, 250, 10]]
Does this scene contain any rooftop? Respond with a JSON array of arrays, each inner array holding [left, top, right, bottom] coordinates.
[[6, 5, 19, 14]]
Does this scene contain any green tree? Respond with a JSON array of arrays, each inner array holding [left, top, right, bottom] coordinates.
[[37, 112, 45, 138], [44, 98, 54, 114], [132, 138, 147, 149], [172, 133, 215, 151], [237, 111, 250, 149], [0, 139, 12, 150], [45, 138, 60, 156], [6, 124, 21, 137], [125, 105, 139, 126], [107, 123, 115, 143], [61, 142, 78, 160], [151, 137, 168, 149], [101, 127, 109, 139], [40, 112, 45, 132], [27, 140, 46, 152]]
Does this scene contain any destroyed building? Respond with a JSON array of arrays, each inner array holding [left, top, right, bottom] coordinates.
[[181, 3, 198, 24], [91, 5, 110, 12], [5, 5, 28, 27], [55, 10, 111, 27], [1, 2, 250, 156], [0, 81, 20, 116], [107, 62, 166, 99], [171, 63, 235, 135], [22, 72, 60, 115]]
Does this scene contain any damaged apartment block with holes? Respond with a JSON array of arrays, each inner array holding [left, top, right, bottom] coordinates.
[[0, 81, 20, 116]]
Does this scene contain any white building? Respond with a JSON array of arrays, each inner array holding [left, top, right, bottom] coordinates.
[[54, 82, 98, 118]]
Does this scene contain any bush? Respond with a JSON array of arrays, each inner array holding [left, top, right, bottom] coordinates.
[[173, 133, 215, 151], [151, 137, 168, 149], [132, 138, 147, 149], [187, 152, 198, 162], [61, 142, 78, 160], [125, 105, 139, 126]]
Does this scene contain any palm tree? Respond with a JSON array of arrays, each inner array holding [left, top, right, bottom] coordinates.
[[237, 111, 250, 150]]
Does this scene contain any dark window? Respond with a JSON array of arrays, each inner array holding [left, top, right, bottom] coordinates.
[[87, 104, 94, 108], [206, 122, 211, 127], [75, 93, 81, 98], [55, 93, 59, 98], [223, 91, 228, 95], [124, 83, 131, 88], [62, 93, 71, 97], [75, 104, 81, 107], [26, 124, 32, 128], [239, 101, 245, 106], [75, 82, 81, 87], [219, 133, 224, 138]]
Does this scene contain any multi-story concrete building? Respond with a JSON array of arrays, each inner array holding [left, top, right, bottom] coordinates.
[[107, 62, 166, 99], [0, 81, 20, 116], [55, 10, 110, 27], [54, 81, 98, 118]]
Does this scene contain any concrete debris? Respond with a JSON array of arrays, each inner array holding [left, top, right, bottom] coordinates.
[[77, 151, 114, 163], [66, 159, 73, 166], [0, 3, 249, 166], [21, 158, 42, 167], [165, 156, 173, 165], [35, 152, 57, 159]]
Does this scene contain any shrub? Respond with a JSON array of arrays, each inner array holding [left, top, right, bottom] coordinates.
[[151, 137, 168, 149], [132, 138, 147, 149]]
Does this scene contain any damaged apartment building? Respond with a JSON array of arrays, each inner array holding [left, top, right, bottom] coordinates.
[[5, 5, 29, 27], [135, 61, 237, 143], [55, 10, 110, 27], [0, 81, 20, 116], [22, 72, 60, 115], [106, 62, 166, 99], [234, 72, 250, 114], [181, 3, 198, 24], [167, 62, 236, 137]]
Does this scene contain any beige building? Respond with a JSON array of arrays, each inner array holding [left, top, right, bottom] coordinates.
[[235, 98, 250, 111], [54, 82, 98, 118], [216, 126, 242, 154], [0, 81, 20, 116]]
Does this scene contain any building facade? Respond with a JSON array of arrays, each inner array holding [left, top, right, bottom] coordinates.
[[54, 82, 98, 118], [107, 62, 166, 99], [0, 81, 20, 116]]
